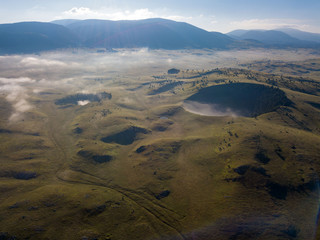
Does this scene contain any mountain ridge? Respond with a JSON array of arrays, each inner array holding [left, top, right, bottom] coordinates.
[[227, 28, 320, 48], [61, 18, 234, 49], [0, 21, 79, 54], [275, 28, 320, 43], [0, 18, 319, 54]]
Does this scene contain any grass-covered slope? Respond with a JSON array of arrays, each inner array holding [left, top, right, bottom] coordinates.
[[1, 58, 320, 239]]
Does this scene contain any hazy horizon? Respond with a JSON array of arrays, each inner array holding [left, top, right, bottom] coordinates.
[[1, 0, 320, 34]]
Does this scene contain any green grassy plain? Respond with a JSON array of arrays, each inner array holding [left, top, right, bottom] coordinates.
[[0, 49, 320, 239]]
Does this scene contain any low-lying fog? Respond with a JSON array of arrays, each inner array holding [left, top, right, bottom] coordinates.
[[0, 48, 317, 121], [183, 101, 239, 117]]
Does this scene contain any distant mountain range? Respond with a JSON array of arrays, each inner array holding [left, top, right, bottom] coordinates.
[[227, 28, 320, 48], [275, 28, 320, 43], [0, 18, 319, 54], [60, 18, 234, 49]]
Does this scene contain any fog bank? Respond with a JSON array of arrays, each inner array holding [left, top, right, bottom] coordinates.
[[183, 101, 239, 117], [0, 48, 317, 121]]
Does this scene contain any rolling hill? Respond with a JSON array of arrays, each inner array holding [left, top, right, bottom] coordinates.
[[1, 55, 320, 239], [0, 22, 79, 54], [59, 18, 235, 49]]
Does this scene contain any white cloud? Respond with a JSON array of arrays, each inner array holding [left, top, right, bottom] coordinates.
[[0, 77, 35, 84], [183, 101, 239, 117], [61, 7, 158, 20], [77, 100, 90, 106], [14, 99, 32, 113], [59, 7, 197, 23], [65, 7, 95, 16], [129, 9, 156, 20], [20, 57, 66, 67], [0, 80, 33, 121]]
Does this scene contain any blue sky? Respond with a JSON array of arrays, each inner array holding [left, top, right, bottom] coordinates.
[[0, 0, 319, 33]]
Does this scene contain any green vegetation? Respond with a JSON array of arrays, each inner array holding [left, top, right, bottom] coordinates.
[[0, 51, 320, 240]]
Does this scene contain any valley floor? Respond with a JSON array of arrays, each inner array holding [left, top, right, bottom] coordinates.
[[0, 49, 320, 240]]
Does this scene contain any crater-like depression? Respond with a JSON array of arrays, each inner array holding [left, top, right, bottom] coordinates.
[[184, 83, 292, 117]]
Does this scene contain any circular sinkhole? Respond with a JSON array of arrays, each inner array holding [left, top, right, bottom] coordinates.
[[184, 83, 292, 117]]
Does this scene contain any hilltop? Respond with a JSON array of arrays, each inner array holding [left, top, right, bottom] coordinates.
[[0, 18, 234, 54], [1, 18, 320, 54]]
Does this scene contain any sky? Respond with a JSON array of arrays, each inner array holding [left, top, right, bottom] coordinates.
[[0, 0, 319, 33]]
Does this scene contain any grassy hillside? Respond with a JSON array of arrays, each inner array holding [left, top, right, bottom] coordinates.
[[0, 52, 320, 239]]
